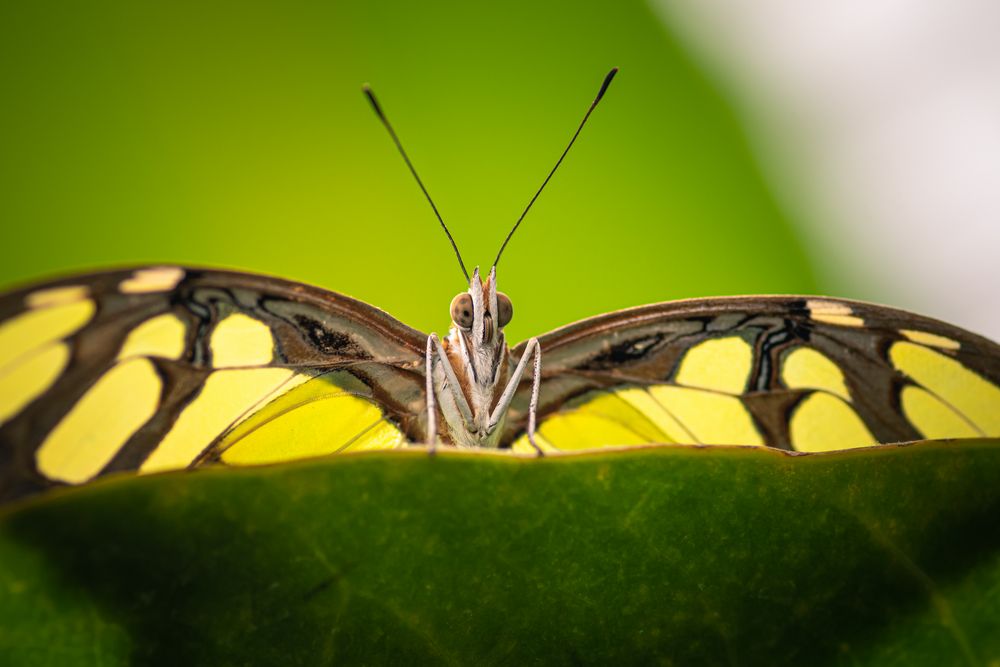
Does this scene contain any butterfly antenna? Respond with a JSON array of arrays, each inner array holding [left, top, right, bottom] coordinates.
[[363, 84, 470, 282], [493, 67, 618, 268]]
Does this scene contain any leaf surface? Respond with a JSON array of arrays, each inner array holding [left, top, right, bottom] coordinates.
[[1, 441, 999, 666]]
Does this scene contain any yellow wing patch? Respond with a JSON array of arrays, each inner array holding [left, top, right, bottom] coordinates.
[[210, 313, 274, 367], [339, 421, 406, 453], [522, 382, 763, 452], [616, 387, 693, 443], [0, 299, 95, 370], [563, 390, 672, 443], [649, 385, 763, 445], [675, 336, 752, 394], [118, 314, 187, 361], [36, 358, 161, 483], [217, 371, 405, 465], [0, 298, 96, 425], [524, 411, 651, 451], [0, 344, 70, 424], [900, 386, 980, 439], [511, 431, 558, 454], [510, 390, 666, 453], [516, 336, 764, 452], [890, 341, 1000, 436], [781, 347, 851, 401], [789, 392, 875, 452], [140, 368, 298, 474]]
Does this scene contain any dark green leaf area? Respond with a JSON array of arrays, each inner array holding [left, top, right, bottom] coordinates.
[[1, 441, 999, 666]]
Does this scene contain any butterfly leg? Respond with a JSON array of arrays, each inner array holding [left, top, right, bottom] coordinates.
[[425, 335, 437, 451], [489, 337, 543, 456], [425, 333, 475, 452]]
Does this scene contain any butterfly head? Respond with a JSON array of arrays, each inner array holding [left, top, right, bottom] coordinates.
[[450, 266, 513, 347]]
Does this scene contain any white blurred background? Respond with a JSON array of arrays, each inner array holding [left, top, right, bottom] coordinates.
[[653, 0, 1000, 339]]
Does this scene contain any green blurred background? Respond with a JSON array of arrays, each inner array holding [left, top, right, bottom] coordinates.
[[0, 1, 818, 342]]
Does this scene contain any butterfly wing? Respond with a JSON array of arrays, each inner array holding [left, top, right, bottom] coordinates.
[[505, 297, 1000, 452], [0, 266, 429, 501]]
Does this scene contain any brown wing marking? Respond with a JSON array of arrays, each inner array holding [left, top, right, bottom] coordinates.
[[503, 296, 1000, 450], [0, 266, 428, 501]]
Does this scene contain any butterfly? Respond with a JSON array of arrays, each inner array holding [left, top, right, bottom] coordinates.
[[2, 69, 999, 503]]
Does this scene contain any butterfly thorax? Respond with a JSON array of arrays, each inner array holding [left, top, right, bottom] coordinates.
[[432, 266, 514, 448], [436, 328, 511, 448]]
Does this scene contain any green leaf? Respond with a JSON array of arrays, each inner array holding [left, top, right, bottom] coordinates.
[[1, 441, 999, 666]]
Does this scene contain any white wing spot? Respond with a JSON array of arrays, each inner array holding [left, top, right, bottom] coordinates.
[[806, 300, 864, 327], [26, 285, 90, 309], [119, 267, 185, 294]]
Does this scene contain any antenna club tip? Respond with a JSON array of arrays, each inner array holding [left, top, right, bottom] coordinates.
[[595, 67, 618, 103], [362, 84, 385, 118]]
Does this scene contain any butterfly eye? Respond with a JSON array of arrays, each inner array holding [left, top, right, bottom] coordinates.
[[450, 293, 474, 329], [496, 292, 513, 328]]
